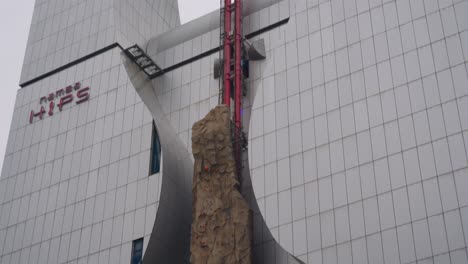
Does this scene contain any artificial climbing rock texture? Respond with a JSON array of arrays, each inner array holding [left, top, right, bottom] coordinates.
[[190, 105, 252, 264]]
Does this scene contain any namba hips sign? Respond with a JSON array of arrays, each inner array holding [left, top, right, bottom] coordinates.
[[29, 82, 90, 124]]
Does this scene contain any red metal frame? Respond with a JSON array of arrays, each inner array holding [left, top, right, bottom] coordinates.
[[234, 0, 242, 130], [223, 0, 232, 106]]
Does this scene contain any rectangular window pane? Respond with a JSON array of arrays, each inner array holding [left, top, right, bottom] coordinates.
[[150, 123, 161, 175], [131, 238, 144, 264]]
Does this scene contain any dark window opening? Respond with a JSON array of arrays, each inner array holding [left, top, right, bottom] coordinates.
[[242, 59, 249, 79], [131, 238, 144, 264], [150, 122, 161, 175]]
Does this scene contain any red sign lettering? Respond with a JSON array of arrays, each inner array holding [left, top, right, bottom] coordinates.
[[29, 82, 90, 124], [76, 87, 90, 104], [29, 106, 46, 123], [48, 101, 54, 116], [57, 94, 73, 111]]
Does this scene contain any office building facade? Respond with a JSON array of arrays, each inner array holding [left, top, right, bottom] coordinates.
[[1, 0, 468, 263]]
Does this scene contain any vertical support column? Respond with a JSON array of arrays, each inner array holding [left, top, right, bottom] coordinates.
[[234, 0, 242, 130], [233, 0, 243, 184], [223, 0, 232, 106]]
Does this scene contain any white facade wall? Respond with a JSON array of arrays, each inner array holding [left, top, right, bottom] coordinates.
[[0, 47, 161, 264], [3, 0, 468, 263], [0, 0, 180, 263], [246, 0, 468, 263], [146, 0, 468, 263], [20, 0, 179, 84]]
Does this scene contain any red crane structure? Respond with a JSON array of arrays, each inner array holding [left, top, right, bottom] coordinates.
[[234, 0, 242, 132], [219, 0, 245, 181], [222, 0, 232, 106]]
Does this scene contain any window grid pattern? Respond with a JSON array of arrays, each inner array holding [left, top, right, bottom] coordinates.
[[144, 0, 468, 262], [2, 0, 468, 263], [20, 0, 179, 85], [0, 48, 160, 264], [247, 0, 468, 263]]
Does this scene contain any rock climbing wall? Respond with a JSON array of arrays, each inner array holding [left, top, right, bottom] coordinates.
[[191, 105, 252, 264]]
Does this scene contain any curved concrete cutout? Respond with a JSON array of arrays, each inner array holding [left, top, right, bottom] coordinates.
[[121, 51, 302, 263], [122, 54, 193, 263], [242, 60, 304, 264]]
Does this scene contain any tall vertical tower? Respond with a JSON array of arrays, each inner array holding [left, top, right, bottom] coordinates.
[[20, 0, 180, 85], [0, 0, 182, 263]]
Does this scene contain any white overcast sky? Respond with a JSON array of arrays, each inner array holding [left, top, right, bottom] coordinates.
[[0, 0, 219, 172]]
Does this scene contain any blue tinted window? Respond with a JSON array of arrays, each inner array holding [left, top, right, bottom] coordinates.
[[131, 238, 144, 264], [150, 123, 161, 175]]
